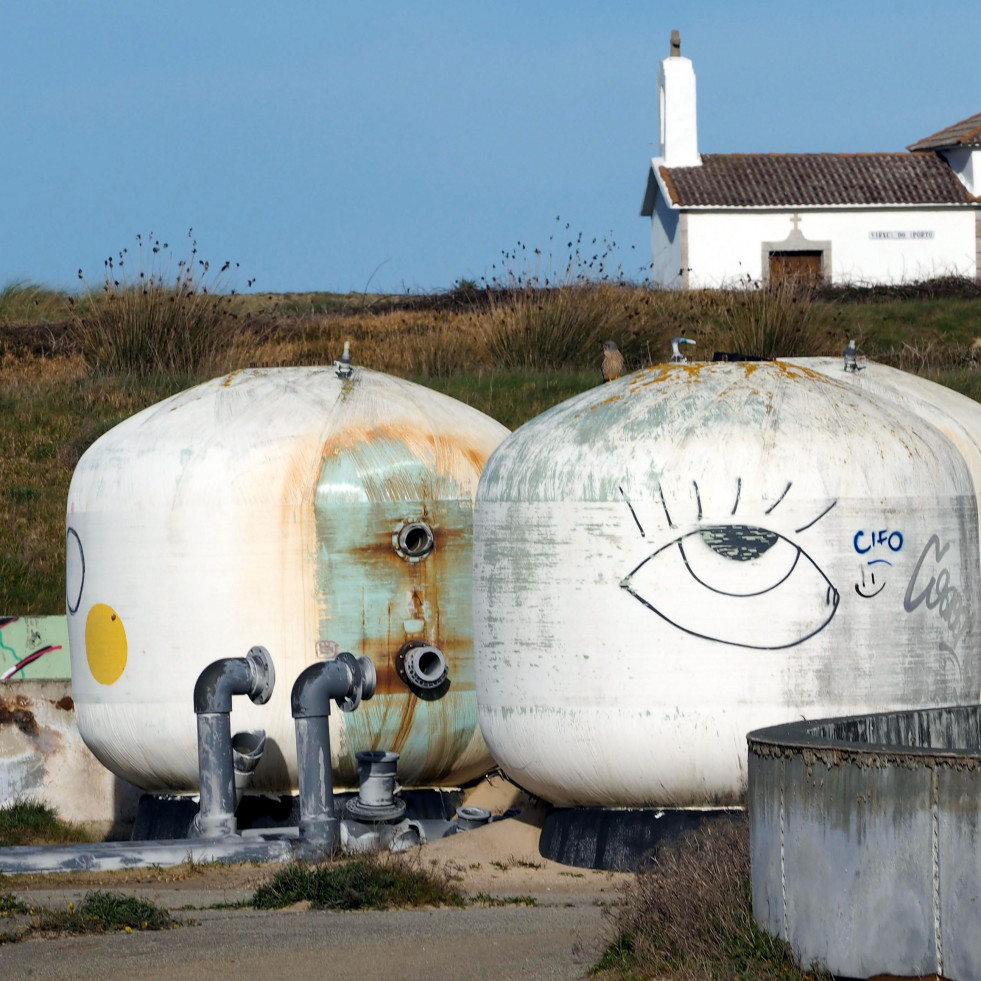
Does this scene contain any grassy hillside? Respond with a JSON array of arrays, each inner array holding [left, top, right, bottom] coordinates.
[[2, 276, 980, 613]]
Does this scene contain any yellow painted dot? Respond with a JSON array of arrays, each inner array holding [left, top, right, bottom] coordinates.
[[85, 603, 127, 685]]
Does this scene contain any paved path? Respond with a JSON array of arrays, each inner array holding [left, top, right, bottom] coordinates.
[[0, 897, 610, 980]]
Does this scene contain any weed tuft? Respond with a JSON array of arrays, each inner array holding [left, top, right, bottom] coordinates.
[[0, 798, 91, 847], [0, 891, 180, 943], [252, 853, 466, 911], [716, 277, 823, 360]]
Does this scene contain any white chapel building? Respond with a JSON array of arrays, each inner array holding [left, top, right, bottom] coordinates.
[[641, 32, 981, 288]]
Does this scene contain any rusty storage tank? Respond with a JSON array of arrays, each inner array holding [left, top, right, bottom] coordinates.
[[66, 365, 509, 793], [473, 360, 981, 807]]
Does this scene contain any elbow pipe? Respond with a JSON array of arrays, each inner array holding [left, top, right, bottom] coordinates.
[[194, 646, 276, 714], [192, 646, 276, 839], [291, 651, 376, 852]]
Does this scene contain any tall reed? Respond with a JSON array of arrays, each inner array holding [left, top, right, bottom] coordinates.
[[69, 231, 252, 376]]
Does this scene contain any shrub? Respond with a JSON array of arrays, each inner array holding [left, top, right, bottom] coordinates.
[[0, 281, 68, 327], [593, 816, 827, 980], [69, 230, 252, 376], [716, 278, 824, 360]]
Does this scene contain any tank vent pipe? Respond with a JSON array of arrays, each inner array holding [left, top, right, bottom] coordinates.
[[192, 646, 276, 839], [291, 651, 377, 853]]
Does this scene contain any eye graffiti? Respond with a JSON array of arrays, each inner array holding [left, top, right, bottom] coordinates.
[[619, 481, 839, 649]]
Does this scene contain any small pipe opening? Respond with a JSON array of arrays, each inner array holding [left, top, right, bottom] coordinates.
[[396, 522, 434, 559], [415, 649, 443, 682]]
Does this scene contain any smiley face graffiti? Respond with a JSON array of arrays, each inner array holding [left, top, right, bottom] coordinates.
[[853, 527, 904, 598]]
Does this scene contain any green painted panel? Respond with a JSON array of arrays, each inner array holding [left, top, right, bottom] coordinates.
[[315, 439, 482, 786], [0, 616, 71, 680]]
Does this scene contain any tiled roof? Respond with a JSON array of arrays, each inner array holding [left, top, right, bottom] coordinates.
[[908, 112, 981, 151], [660, 153, 973, 207]]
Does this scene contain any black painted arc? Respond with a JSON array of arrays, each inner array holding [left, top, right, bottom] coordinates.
[[538, 807, 741, 871]]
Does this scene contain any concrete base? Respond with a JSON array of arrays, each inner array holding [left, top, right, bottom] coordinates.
[[0, 680, 142, 837]]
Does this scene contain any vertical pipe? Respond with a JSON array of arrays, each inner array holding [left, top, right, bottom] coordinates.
[[291, 652, 375, 853], [192, 647, 276, 839], [295, 714, 337, 846], [195, 712, 238, 838]]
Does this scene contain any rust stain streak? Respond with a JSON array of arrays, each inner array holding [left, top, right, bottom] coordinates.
[[0, 696, 39, 736]]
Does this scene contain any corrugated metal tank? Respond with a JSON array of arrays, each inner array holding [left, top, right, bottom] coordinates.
[[473, 360, 981, 807], [66, 365, 509, 793]]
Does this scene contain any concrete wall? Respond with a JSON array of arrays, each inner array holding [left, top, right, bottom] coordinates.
[[0, 678, 141, 835], [749, 707, 981, 980], [649, 189, 683, 288], [0, 617, 135, 834], [683, 207, 976, 287]]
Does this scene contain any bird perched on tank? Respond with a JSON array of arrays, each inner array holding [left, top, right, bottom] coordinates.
[[601, 340, 624, 382], [670, 335, 696, 363]]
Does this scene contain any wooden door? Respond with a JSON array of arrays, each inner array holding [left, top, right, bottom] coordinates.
[[769, 250, 823, 286]]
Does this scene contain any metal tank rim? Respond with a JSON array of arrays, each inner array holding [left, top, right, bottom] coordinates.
[[747, 703, 981, 767]]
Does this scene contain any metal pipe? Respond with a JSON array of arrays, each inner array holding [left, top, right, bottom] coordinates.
[[232, 729, 267, 804], [291, 651, 376, 853], [192, 646, 276, 839], [346, 750, 406, 822]]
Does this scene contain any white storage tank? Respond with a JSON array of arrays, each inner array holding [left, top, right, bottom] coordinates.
[[788, 356, 981, 515], [67, 365, 509, 793], [473, 360, 981, 807]]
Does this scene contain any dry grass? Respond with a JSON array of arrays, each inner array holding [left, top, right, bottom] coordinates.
[[68, 232, 251, 377], [593, 817, 828, 980]]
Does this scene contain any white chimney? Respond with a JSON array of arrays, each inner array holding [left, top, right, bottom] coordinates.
[[658, 30, 700, 167]]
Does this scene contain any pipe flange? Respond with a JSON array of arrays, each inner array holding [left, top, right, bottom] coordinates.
[[456, 805, 492, 830], [334, 651, 364, 712], [357, 655, 377, 700], [395, 642, 450, 700], [345, 795, 407, 823], [245, 646, 276, 705]]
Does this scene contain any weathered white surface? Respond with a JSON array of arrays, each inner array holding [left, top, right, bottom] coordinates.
[[682, 207, 975, 287], [474, 361, 981, 806], [943, 146, 981, 196], [0, 680, 141, 829], [788, 356, 981, 517], [67, 366, 508, 793], [658, 52, 699, 167]]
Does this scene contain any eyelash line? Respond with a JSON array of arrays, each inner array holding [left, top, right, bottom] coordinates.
[[658, 484, 676, 529], [619, 485, 646, 538], [765, 481, 792, 515], [795, 500, 837, 534]]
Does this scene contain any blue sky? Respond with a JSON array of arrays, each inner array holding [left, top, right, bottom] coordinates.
[[1, 1, 976, 295]]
